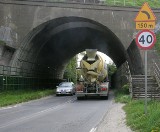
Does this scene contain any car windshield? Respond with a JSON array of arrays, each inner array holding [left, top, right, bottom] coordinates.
[[59, 83, 72, 87]]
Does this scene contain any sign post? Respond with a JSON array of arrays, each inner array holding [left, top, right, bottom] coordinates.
[[135, 2, 157, 115], [136, 30, 156, 114], [144, 50, 147, 115]]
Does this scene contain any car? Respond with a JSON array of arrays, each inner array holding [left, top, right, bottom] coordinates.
[[56, 82, 76, 96]]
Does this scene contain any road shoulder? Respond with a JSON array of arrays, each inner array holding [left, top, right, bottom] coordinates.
[[95, 102, 132, 132]]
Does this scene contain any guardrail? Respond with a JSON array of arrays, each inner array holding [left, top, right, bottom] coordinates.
[[114, 61, 132, 95], [152, 59, 160, 87], [126, 61, 133, 97], [122, 61, 133, 97], [0, 65, 61, 90], [0, 65, 56, 78]]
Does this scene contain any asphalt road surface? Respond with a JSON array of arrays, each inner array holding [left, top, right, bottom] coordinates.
[[0, 93, 114, 132]]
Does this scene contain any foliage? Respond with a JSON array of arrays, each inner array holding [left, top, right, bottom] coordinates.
[[64, 57, 77, 83], [107, 62, 117, 78], [0, 40, 6, 45], [115, 89, 160, 132], [76, 69, 82, 81], [104, 0, 160, 8], [122, 83, 130, 94], [124, 100, 160, 132], [134, 0, 160, 8], [48, 0, 65, 2], [0, 89, 55, 107], [114, 88, 131, 103], [155, 33, 160, 55], [42, 0, 160, 8]]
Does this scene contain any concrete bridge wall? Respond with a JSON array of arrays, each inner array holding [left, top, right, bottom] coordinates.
[[0, 0, 159, 78]]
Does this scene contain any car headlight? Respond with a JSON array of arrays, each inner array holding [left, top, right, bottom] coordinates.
[[56, 89, 60, 92], [66, 89, 72, 92]]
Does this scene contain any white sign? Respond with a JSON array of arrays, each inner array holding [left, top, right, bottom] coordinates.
[[136, 30, 156, 50]]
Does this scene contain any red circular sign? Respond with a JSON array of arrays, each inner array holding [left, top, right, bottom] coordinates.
[[136, 30, 156, 50]]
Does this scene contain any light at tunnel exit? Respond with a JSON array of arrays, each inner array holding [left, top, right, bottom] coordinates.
[[77, 51, 113, 67]]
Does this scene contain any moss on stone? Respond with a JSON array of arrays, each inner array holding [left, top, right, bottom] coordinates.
[[0, 40, 6, 46]]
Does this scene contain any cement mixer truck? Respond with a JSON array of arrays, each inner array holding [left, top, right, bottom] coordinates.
[[76, 49, 109, 100]]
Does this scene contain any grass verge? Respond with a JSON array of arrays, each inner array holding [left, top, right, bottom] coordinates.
[[0, 89, 55, 107], [104, 0, 160, 8], [114, 89, 160, 132], [155, 33, 160, 55]]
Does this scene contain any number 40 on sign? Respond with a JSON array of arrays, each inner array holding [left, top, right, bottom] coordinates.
[[136, 30, 156, 50]]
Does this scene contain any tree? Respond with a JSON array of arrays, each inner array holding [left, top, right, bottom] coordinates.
[[64, 57, 77, 83], [107, 62, 117, 78]]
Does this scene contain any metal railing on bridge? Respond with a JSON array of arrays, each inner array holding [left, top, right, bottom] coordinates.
[[0, 65, 62, 91], [112, 61, 132, 95], [15, 0, 138, 6], [152, 59, 160, 88]]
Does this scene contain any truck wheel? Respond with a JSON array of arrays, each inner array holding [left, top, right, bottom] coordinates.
[[77, 97, 82, 100], [101, 96, 108, 100], [77, 96, 85, 100]]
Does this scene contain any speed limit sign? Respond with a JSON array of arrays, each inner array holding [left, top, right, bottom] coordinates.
[[136, 30, 156, 50]]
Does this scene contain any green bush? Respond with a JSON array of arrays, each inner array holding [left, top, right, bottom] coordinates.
[[114, 84, 131, 103], [115, 94, 131, 103], [122, 83, 130, 94], [0, 40, 6, 45], [64, 57, 76, 83], [155, 33, 160, 55]]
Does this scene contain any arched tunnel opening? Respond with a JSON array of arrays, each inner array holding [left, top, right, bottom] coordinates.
[[11, 16, 143, 88]]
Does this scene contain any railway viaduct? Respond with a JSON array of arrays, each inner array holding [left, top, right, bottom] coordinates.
[[0, 0, 160, 82]]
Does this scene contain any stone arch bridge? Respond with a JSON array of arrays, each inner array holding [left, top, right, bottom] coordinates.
[[0, 0, 160, 84]]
